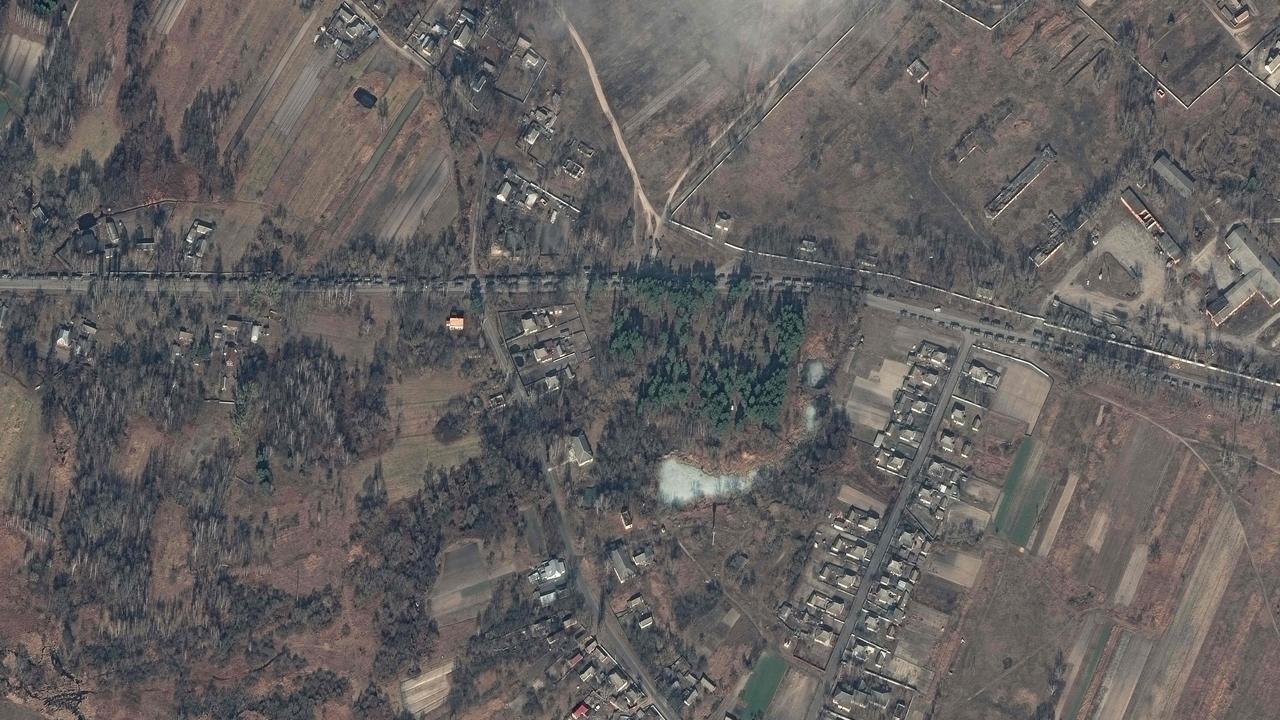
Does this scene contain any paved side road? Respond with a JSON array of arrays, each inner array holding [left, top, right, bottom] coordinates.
[[803, 337, 972, 720]]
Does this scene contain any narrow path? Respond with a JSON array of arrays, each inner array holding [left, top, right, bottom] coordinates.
[[558, 7, 661, 237]]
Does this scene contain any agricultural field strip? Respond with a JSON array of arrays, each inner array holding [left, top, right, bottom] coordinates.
[[1091, 631, 1153, 720], [1124, 503, 1244, 719], [400, 660, 454, 715], [993, 437, 1046, 547], [1085, 390, 1280, 640], [270, 56, 327, 137], [1111, 544, 1147, 606], [378, 148, 451, 241], [1034, 471, 1078, 556], [225, 4, 324, 156], [152, 0, 189, 36], [332, 87, 426, 224], [1055, 617, 1109, 720]]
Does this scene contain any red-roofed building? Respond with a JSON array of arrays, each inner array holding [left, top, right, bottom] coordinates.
[[571, 701, 590, 719]]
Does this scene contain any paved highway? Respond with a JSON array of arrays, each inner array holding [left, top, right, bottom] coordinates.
[[803, 336, 973, 720]]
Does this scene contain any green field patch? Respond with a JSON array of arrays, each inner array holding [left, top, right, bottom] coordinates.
[[736, 653, 787, 720], [1065, 621, 1113, 720], [993, 436, 1051, 547]]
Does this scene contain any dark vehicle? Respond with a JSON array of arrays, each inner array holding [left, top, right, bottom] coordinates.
[[353, 87, 377, 109]]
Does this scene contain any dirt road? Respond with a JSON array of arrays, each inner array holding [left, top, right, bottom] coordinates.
[[558, 9, 661, 237]]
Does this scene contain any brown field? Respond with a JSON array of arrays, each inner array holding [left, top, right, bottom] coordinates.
[[677, 0, 1137, 288], [400, 660, 455, 718], [924, 548, 984, 588], [1082, 0, 1266, 103], [769, 669, 818, 720], [429, 539, 521, 628], [558, 0, 853, 195]]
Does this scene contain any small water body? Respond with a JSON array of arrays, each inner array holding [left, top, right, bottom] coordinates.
[[804, 404, 818, 432], [657, 457, 754, 505], [804, 360, 827, 388]]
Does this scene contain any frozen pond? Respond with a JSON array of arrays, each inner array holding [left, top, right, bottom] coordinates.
[[804, 360, 827, 387], [658, 457, 753, 505]]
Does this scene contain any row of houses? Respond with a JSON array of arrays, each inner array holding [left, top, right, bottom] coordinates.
[[777, 502, 883, 654], [873, 341, 955, 477], [821, 350, 994, 718]]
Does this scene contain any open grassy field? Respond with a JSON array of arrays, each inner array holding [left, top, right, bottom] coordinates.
[[1081, 0, 1266, 103], [0, 375, 44, 500], [675, 0, 1141, 288], [991, 436, 1046, 546], [735, 653, 787, 719], [364, 369, 485, 501]]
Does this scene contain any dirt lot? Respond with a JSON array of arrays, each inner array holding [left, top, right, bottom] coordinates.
[[981, 351, 1052, 432]]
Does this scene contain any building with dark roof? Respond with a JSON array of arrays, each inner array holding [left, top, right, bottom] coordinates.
[[1153, 152, 1195, 197]]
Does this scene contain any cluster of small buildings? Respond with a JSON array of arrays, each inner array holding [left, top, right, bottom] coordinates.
[[72, 213, 125, 259], [561, 139, 594, 181], [658, 653, 717, 710], [53, 318, 97, 363], [872, 342, 953, 477], [405, 11, 466, 63], [607, 540, 654, 585], [321, 3, 378, 61], [183, 219, 215, 261], [209, 314, 270, 397], [618, 593, 655, 631], [539, 616, 663, 720], [1215, 0, 1252, 27], [1206, 223, 1280, 325], [818, 348, 999, 717], [504, 304, 592, 398], [495, 170, 579, 224], [521, 98, 561, 150], [529, 557, 570, 606], [777, 503, 882, 656]]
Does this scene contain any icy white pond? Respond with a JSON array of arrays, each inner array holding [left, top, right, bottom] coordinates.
[[658, 457, 754, 505]]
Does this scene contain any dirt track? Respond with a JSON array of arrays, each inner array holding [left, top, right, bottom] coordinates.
[[559, 9, 661, 237]]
